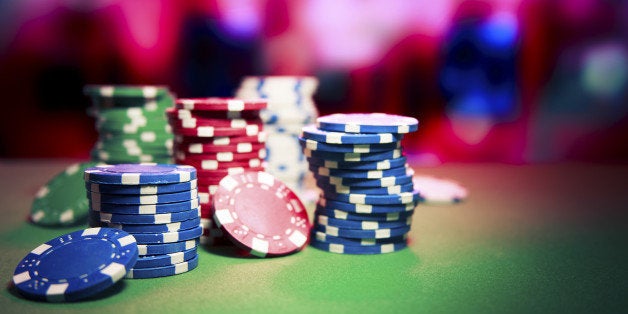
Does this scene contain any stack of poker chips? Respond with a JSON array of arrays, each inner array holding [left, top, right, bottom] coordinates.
[[85, 164, 201, 278], [166, 98, 267, 245], [235, 76, 319, 195], [84, 85, 174, 164], [301, 113, 420, 255]]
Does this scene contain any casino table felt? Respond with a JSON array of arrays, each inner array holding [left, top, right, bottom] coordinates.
[[0, 160, 626, 312]]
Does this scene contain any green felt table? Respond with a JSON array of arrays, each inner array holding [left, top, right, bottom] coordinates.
[[0, 160, 626, 313]]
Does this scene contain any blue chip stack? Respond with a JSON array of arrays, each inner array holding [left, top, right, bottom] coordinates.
[[235, 76, 319, 198], [85, 164, 201, 278], [301, 113, 420, 255]]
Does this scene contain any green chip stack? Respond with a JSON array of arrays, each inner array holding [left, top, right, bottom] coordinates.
[[84, 85, 174, 164]]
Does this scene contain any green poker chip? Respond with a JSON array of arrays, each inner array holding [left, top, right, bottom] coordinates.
[[30, 162, 101, 226]]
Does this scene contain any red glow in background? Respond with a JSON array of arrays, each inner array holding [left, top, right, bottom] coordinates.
[[0, 0, 627, 164]]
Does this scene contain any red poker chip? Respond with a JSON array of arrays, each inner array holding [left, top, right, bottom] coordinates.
[[171, 108, 262, 120], [174, 149, 267, 162], [178, 158, 263, 170], [212, 171, 311, 257], [197, 167, 265, 179], [174, 133, 267, 145], [175, 98, 267, 111], [168, 117, 264, 129], [174, 142, 265, 154], [171, 123, 263, 138]]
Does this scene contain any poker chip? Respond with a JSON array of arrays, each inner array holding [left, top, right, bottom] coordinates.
[[309, 164, 410, 179], [129, 225, 203, 244], [313, 224, 411, 239], [175, 98, 267, 111], [134, 247, 198, 268], [85, 85, 174, 164], [12, 228, 138, 302], [316, 215, 412, 230], [413, 175, 469, 205], [236, 76, 320, 205], [181, 158, 263, 171], [299, 137, 401, 153], [318, 198, 417, 214], [86, 179, 197, 195], [314, 205, 414, 222], [316, 171, 415, 188], [103, 217, 201, 233], [90, 207, 201, 224], [174, 142, 265, 154], [316, 113, 419, 134], [126, 254, 199, 279], [323, 190, 422, 205], [88, 189, 198, 205], [212, 171, 311, 257], [303, 148, 403, 162], [301, 124, 403, 144], [85, 164, 196, 185], [171, 123, 262, 137], [313, 231, 408, 246], [309, 238, 408, 255], [306, 156, 407, 171], [315, 180, 415, 195], [175, 133, 267, 145], [175, 149, 267, 162], [30, 161, 100, 226], [137, 239, 199, 256], [85, 165, 201, 278]]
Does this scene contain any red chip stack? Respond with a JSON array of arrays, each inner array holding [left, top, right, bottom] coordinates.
[[167, 98, 267, 245]]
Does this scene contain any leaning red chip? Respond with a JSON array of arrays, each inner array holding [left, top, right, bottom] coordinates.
[[175, 98, 267, 111], [212, 171, 311, 257]]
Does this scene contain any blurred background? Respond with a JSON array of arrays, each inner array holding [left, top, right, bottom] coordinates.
[[0, 0, 627, 164]]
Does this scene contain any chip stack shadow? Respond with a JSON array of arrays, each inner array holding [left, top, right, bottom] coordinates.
[[85, 164, 201, 278], [235, 76, 319, 202], [167, 98, 267, 245], [301, 113, 421, 254], [84, 85, 175, 164]]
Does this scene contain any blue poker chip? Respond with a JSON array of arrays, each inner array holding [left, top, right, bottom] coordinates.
[[137, 239, 199, 256], [315, 171, 414, 188], [312, 231, 408, 246], [319, 198, 417, 214], [90, 206, 200, 224], [306, 156, 407, 171], [301, 124, 404, 144], [310, 237, 408, 254], [324, 190, 422, 205], [129, 225, 202, 244], [90, 198, 199, 214], [298, 137, 400, 153], [126, 254, 198, 279], [88, 189, 198, 205], [84, 164, 196, 185], [103, 217, 201, 234], [309, 164, 409, 179], [316, 179, 415, 195], [133, 247, 197, 269], [316, 113, 419, 134], [314, 205, 415, 222], [12, 227, 138, 302], [303, 148, 403, 162], [85, 179, 197, 195], [316, 214, 412, 230], [313, 224, 411, 239]]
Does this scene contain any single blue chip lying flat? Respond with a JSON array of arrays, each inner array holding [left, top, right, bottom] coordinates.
[[316, 179, 415, 195], [309, 237, 408, 254], [12, 227, 138, 302], [316, 113, 419, 134], [309, 164, 409, 179], [303, 148, 403, 163], [126, 254, 199, 279], [103, 217, 201, 234], [90, 206, 200, 224], [314, 205, 415, 222], [85, 179, 198, 195], [137, 239, 199, 256], [84, 164, 196, 185], [306, 156, 407, 171], [133, 247, 198, 269], [316, 214, 412, 230], [90, 198, 199, 214], [312, 231, 408, 246], [323, 189, 422, 205], [301, 124, 403, 144], [315, 171, 414, 188], [88, 189, 198, 205], [298, 137, 400, 153], [313, 224, 411, 239], [129, 225, 203, 244], [318, 198, 417, 214]]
